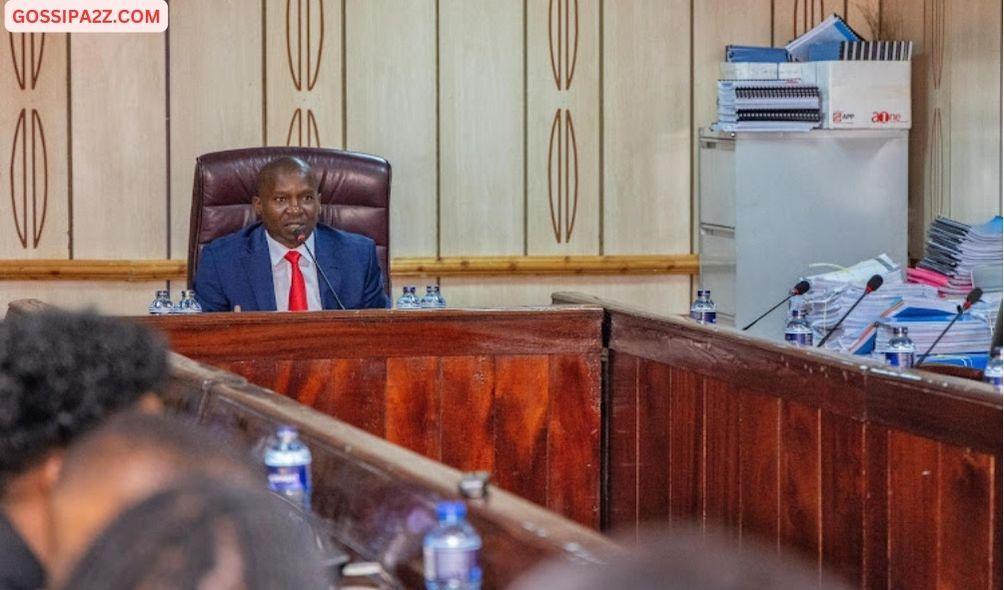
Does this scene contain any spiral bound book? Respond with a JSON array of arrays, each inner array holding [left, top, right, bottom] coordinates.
[[716, 81, 822, 131]]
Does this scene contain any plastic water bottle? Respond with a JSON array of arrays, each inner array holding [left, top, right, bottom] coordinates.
[[421, 285, 445, 309], [689, 289, 706, 322], [147, 289, 173, 315], [784, 307, 814, 346], [984, 346, 1003, 388], [263, 426, 312, 512], [701, 290, 717, 324], [173, 290, 203, 314], [396, 286, 421, 309], [884, 326, 915, 368], [432, 285, 447, 308], [423, 501, 482, 590]]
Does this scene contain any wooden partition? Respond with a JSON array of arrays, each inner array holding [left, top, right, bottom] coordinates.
[[553, 292, 1002, 589], [137, 307, 603, 528], [160, 351, 617, 589]]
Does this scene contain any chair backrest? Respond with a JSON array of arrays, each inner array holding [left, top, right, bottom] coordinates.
[[187, 147, 391, 291]]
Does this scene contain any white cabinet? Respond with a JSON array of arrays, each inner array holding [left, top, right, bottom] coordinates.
[[697, 129, 908, 339]]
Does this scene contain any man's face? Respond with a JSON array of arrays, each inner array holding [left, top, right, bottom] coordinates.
[[253, 169, 320, 249]]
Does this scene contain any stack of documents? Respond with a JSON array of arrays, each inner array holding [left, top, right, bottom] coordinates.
[[785, 13, 861, 62], [714, 81, 821, 132], [911, 216, 1003, 296]]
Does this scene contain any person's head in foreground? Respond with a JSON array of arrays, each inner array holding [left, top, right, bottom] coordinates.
[[508, 526, 852, 590], [47, 412, 267, 585], [57, 478, 329, 590], [0, 310, 168, 586]]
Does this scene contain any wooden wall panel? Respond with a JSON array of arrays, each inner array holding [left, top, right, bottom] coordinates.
[[607, 350, 640, 533], [779, 400, 820, 564], [526, 0, 601, 255], [385, 356, 440, 457], [602, 0, 691, 255], [493, 355, 550, 509], [345, 0, 437, 257], [168, 0, 262, 259], [945, 0, 1002, 224], [936, 446, 995, 590], [0, 33, 69, 258], [438, 275, 691, 315], [440, 356, 496, 472], [71, 34, 166, 258], [547, 354, 601, 527], [265, 0, 342, 148], [637, 360, 671, 527], [0, 281, 165, 316], [703, 378, 740, 537], [439, 0, 523, 256], [821, 412, 865, 586], [668, 367, 702, 524], [772, 0, 880, 46], [887, 431, 939, 590], [738, 391, 780, 547]]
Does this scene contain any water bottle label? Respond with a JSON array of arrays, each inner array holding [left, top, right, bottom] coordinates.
[[984, 374, 1002, 387], [689, 309, 701, 321], [702, 311, 717, 324], [785, 332, 813, 346], [424, 547, 481, 583], [885, 352, 914, 368], [267, 464, 309, 494]]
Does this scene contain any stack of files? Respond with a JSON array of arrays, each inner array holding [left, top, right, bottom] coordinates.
[[871, 292, 1001, 356], [800, 254, 912, 351], [807, 40, 914, 61], [911, 216, 1003, 296], [725, 45, 789, 63], [785, 14, 862, 62], [715, 81, 821, 132]]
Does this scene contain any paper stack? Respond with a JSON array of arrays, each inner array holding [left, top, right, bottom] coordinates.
[[714, 80, 821, 132], [910, 216, 1003, 296]]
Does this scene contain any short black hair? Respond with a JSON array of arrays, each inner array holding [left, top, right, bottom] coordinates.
[[255, 156, 317, 197], [61, 478, 329, 590], [58, 412, 260, 487], [0, 310, 168, 488]]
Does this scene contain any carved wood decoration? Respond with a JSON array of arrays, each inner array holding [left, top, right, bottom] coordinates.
[[546, 0, 579, 244], [285, 0, 325, 147], [7, 33, 48, 249]]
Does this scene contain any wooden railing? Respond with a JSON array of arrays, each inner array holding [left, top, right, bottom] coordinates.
[[162, 352, 618, 589], [551, 291, 1002, 590], [137, 306, 605, 529], [0, 254, 698, 281]]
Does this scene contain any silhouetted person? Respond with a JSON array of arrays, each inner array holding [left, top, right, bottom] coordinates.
[[509, 527, 852, 590], [47, 412, 263, 584], [0, 311, 167, 590]]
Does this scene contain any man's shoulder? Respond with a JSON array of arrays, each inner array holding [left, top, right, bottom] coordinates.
[[316, 224, 376, 250], [203, 223, 261, 254]]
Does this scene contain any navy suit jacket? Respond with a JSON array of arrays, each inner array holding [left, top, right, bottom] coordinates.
[[193, 223, 390, 312]]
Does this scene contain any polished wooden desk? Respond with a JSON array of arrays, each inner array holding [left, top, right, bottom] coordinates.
[[553, 292, 1002, 590], [162, 351, 617, 589], [136, 306, 603, 528]]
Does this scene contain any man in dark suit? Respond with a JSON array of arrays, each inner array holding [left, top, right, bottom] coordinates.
[[193, 156, 390, 312]]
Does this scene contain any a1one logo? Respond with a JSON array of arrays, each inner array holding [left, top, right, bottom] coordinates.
[[871, 111, 903, 123]]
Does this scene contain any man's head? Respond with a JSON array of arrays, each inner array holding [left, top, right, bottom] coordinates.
[[0, 310, 168, 494], [49, 412, 261, 585], [252, 156, 321, 249]]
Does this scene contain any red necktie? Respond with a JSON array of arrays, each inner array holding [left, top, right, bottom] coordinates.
[[284, 250, 308, 311]]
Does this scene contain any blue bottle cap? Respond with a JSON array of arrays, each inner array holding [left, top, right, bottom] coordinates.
[[435, 501, 467, 523]]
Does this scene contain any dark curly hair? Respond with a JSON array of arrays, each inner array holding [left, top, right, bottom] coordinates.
[[0, 310, 168, 487]]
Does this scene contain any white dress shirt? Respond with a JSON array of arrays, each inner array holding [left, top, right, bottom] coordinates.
[[265, 231, 323, 311]]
